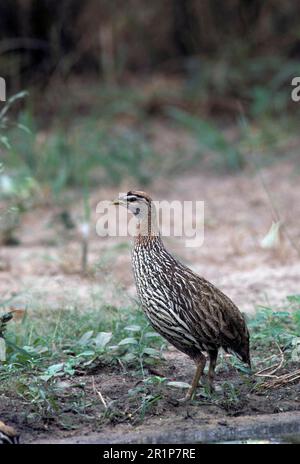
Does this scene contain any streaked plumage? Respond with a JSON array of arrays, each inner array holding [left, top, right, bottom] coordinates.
[[114, 190, 251, 400]]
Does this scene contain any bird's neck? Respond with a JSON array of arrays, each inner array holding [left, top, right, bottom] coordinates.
[[134, 204, 161, 246]]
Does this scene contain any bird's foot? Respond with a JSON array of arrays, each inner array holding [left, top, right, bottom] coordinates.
[[178, 388, 196, 403], [202, 375, 215, 395], [207, 382, 215, 395], [177, 396, 189, 404]]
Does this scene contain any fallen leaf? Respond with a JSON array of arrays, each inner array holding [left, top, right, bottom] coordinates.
[[167, 381, 191, 389], [260, 221, 281, 249]]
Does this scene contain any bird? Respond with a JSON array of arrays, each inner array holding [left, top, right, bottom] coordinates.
[[0, 421, 19, 444], [113, 190, 251, 401]]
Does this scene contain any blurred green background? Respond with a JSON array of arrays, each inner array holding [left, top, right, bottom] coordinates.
[[1, 0, 300, 232]]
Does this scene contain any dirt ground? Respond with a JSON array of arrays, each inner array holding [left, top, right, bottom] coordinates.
[[12, 351, 300, 444], [1, 157, 300, 443], [1, 160, 299, 314], [1, 341, 299, 444]]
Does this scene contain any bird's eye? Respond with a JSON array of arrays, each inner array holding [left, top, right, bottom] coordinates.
[[126, 196, 137, 203]]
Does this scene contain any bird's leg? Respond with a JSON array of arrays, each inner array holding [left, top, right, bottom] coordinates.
[[179, 354, 206, 402], [207, 349, 218, 393]]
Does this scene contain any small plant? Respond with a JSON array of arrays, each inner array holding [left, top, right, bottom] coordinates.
[[249, 304, 300, 353], [0, 171, 40, 244], [0, 91, 35, 245], [220, 381, 240, 405], [0, 91, 28, 149], [114, 318, 164, 375]]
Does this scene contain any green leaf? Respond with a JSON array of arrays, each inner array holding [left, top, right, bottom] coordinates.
[[118, 337, 138, 346], [78, 330, 94, 346], [107, 345, 119, 351], [0, 136, 11, 149], [47, 363, 64, 375], [167, 381, 191, 389], [40, 363, 64, 381], [94, 331, 112, 348], [5, 340, 34, 358], [0, 90, 28, 120], [142, 347, 161, 358], [76, 350, 95, 357], [124, 325, 141, 332], [122, 353, 137, 362], [144, 331, 161, 338]]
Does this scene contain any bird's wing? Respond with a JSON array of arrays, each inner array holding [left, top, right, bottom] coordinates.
[[164, 263, 249, 354]]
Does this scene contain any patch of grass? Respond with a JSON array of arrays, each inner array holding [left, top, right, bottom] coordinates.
[[0, 301, 165, 429], [249, 302, 300, 360]]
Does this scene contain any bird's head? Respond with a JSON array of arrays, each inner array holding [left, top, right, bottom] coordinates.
[[113, 190, 153, 221], [113, 190, 159, 237]]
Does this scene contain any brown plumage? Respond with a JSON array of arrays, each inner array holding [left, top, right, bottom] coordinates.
[[114, 190, 251, 400]]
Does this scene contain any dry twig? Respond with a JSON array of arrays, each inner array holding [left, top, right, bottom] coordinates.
[[92, 376, 108, 409], [254, 343, 300, 391]]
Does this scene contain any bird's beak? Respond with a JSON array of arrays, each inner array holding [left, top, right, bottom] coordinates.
[[112, 195, 127, 206]]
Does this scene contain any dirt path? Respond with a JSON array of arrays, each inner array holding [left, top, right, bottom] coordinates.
[[32, 410, 300, 444]]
